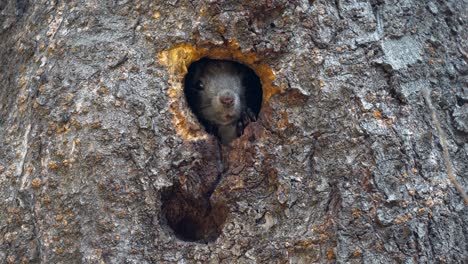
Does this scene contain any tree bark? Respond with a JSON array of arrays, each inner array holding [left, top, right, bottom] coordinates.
[[1, 0, 467, 263]]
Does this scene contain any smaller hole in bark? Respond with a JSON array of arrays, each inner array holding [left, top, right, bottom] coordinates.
[[184, 58, 262, 144], [161, 184, 228, 243]]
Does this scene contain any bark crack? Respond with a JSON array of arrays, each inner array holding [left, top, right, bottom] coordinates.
[[422, 88, 468, 204]]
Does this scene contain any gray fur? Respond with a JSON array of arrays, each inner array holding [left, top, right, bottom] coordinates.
[[188, 60, 247, 144]]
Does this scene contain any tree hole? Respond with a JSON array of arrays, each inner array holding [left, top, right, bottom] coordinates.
[[161, 184, 229, 243], [184, 58, 263, 144]]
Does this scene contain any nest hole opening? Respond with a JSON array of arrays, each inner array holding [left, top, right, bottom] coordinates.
[[183, 58, 263, 143], [161, 184, 229, 243]]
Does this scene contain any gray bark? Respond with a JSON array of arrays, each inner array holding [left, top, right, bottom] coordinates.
[[1, 0, 467, 263]]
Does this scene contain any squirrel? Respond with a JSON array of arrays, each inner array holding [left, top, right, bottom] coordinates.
[[184, 59, 257, 145]]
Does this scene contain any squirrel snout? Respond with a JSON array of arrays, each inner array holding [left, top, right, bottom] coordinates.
[[219, 95, 234, 106]]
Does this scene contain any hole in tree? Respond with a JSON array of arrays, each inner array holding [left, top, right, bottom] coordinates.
[[184, 58, 263, 144], [161, 184, 229, 243]]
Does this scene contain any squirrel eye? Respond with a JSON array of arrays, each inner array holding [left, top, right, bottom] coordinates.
[[195, 80, 204, 90]]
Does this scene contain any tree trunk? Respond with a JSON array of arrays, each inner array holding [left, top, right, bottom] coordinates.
[[1, 0, 467, 263]]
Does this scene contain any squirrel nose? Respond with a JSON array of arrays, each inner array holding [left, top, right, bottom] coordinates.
[[220, 95, 234, 106]]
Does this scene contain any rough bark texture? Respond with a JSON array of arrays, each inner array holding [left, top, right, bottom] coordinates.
[[1, 0, 467, 263]]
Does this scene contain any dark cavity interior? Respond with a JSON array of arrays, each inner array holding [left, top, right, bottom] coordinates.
[[183, 58, 263, 139], [161, 184, 229, 243]]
